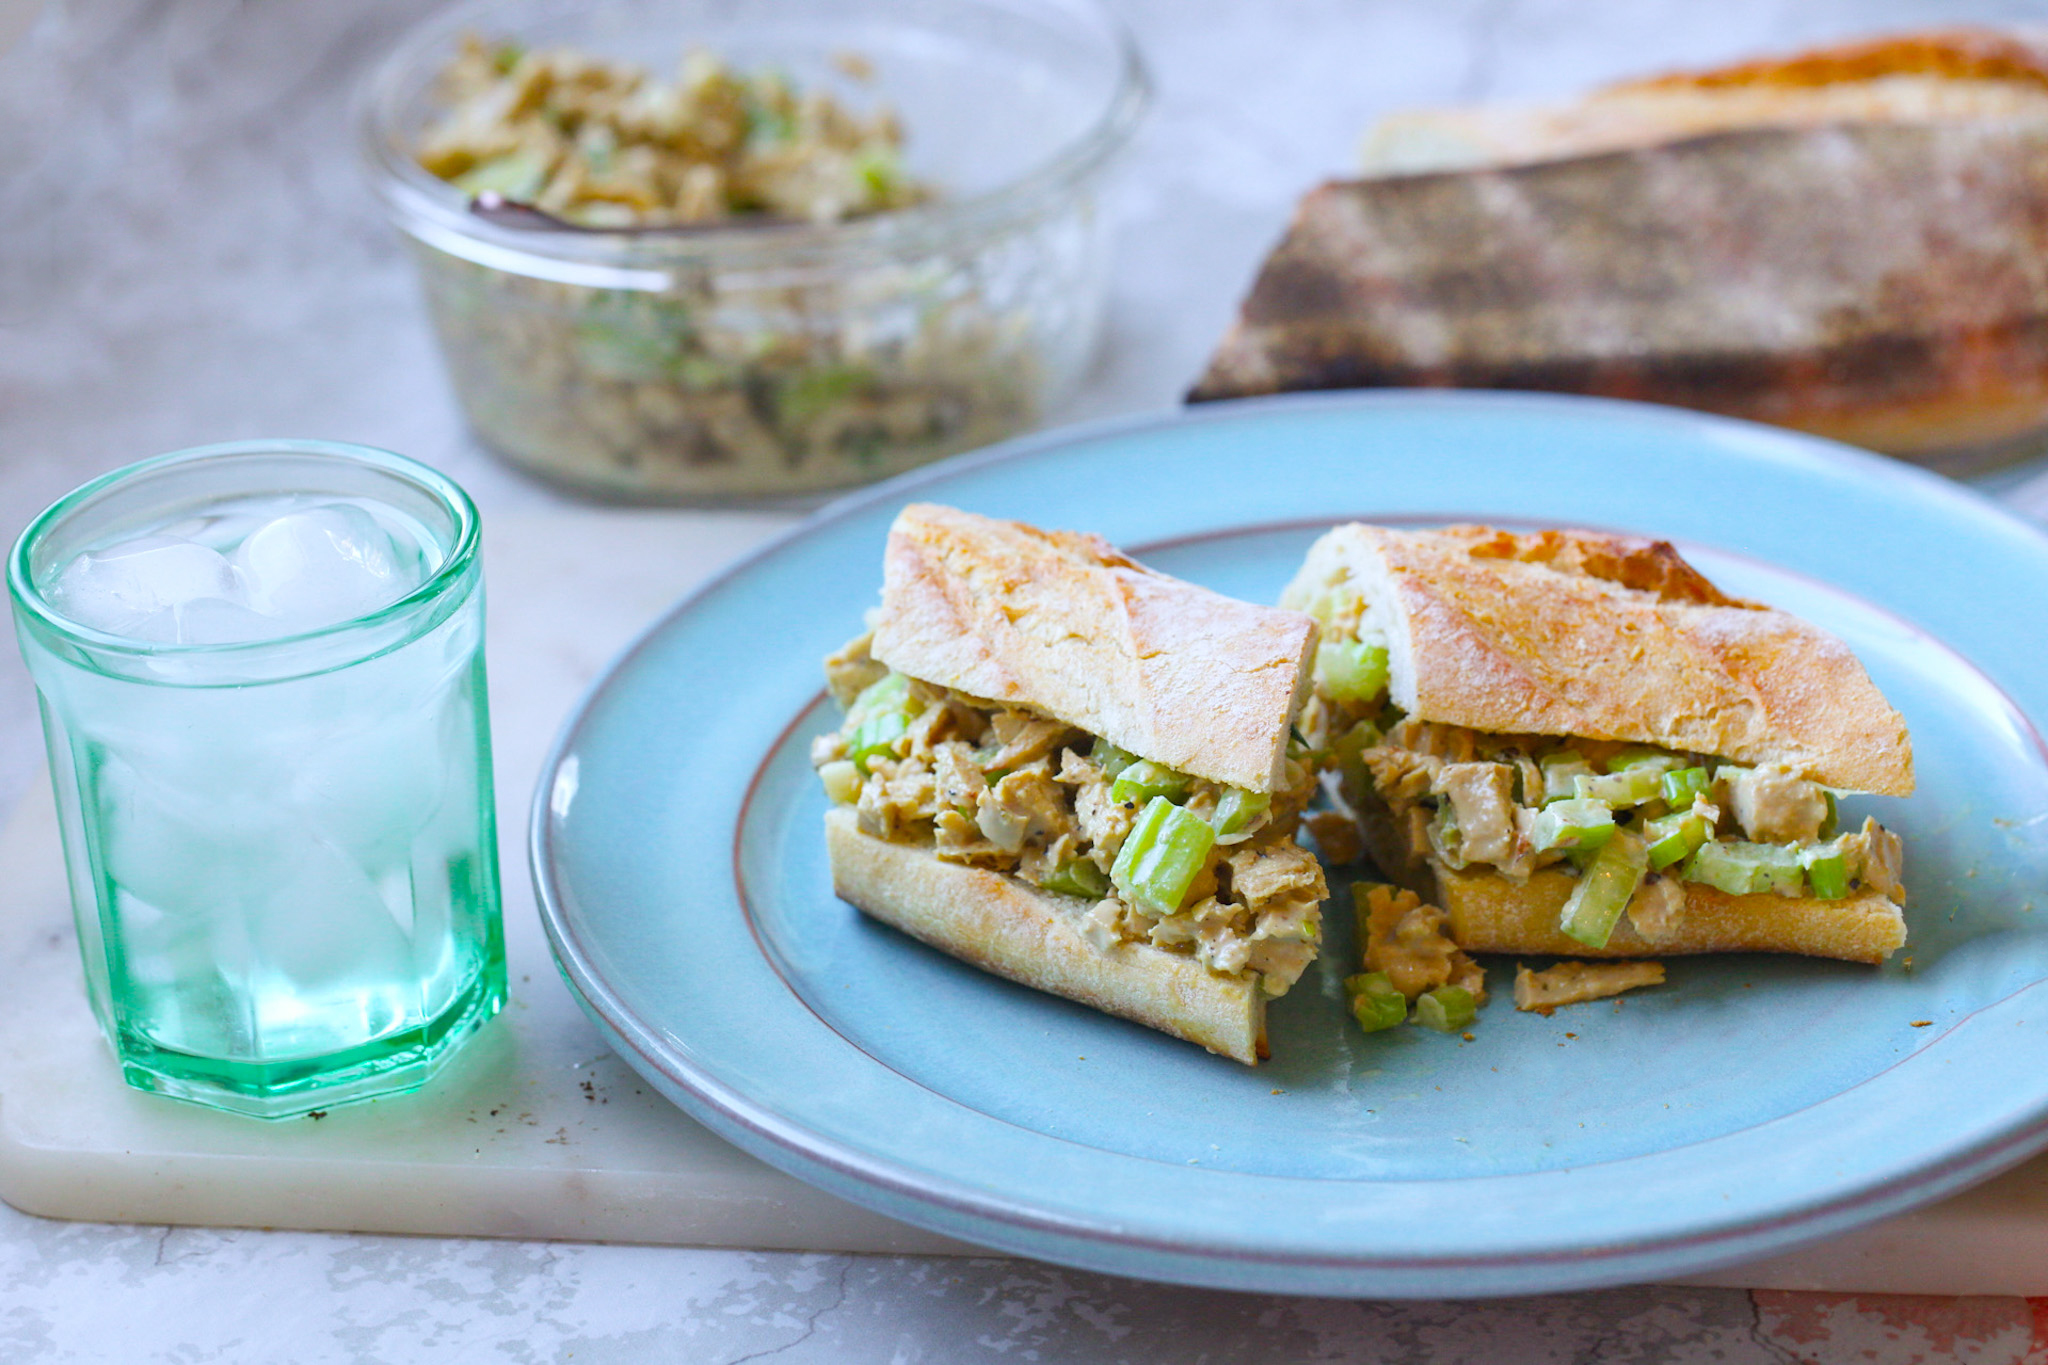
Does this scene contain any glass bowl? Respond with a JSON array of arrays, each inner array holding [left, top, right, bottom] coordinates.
[[358, 0, 1147, 504]]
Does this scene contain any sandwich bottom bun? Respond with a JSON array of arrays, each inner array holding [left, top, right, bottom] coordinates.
[[1436, 866, 1907, 965], [1352, 793, 1905, 965], [825, 808, 1267, 1064]]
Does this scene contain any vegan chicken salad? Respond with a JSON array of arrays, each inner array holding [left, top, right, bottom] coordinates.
[[810, 511, 1917, 1057]]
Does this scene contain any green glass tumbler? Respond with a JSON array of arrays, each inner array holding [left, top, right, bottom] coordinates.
[[7, 440, 506, 1118]]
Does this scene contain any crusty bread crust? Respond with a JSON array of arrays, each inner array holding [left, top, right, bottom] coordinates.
[[1436, 865, 1907, 965], [1196, 113, 2048, 469], [1618, 27, 2048, 96], [871, 504, 1318, 794], [1283, 524, 1915, 795], [826, 809, 1267, 1064], [1358, 30, 2048, 179]]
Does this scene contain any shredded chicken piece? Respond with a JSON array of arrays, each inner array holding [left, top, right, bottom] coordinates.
[[1227, 842, 1328, 908], [1432, 762, 1520, 867], [1383, 717, 1482, 764], [930, 741, 986, 814], [1514, 961, 1666, 1015], [855, 756, 937, 840], [1358, 884, 1486, 1004], [987, 717, 1076, 771], [823, 633, 887, 708], [1062, 750, 1135, 871], [1626, 875, 1686, 944], [1364, 745, 1437, 807], [1720, 763, 1829, 844], [1845, 816, 1907, 903]]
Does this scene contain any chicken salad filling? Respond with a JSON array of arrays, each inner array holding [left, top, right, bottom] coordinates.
[[1295, 588, 1907, 951], [814, 634, 1327, 996]]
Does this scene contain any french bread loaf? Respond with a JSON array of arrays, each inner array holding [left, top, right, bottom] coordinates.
[[1193, 30, 2048, 471]]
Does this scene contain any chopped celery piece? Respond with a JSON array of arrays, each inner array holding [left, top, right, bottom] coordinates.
[[1661, 766, 1711, 808], [1606, 748, 1682, 775], [1821, 789, 1841, 840], [1111, 759, 1190, 807], [1427, 802, 1465, 868], [1541, 752, 1595, 804], [1316, 639, 1390, 703], [1350, 881, 1390, 946], [1643, 811, 1709, 871], [848, 672, 910, 726], [1333, 720, 1381, 807], [1758, 848, 1805, 895], [1345, 972, 1407, 1032], [818, 759, 861, 804], [1041, 859, 1111, 900], [1683, 841, 1805, 896], [846, 672, 918, 773], [1574, 767, 1667, 807], [1805, 848, 1850, 900], [1211, 787, 1271, 836], [847, 712, 909, 773], [1529, 797, 1616, 853], [1560, 830, 1649, 949], [451, 150, 549, 200], [1111, 797, 1216, 916], [1415, 986, 1477, 1033], [1331, 719, 1382, 764], [1091, 738, 1140, 780]]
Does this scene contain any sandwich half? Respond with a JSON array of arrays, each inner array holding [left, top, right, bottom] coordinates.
[[1282, 524, 1914, 964], [812, 503, 1327, 1064]]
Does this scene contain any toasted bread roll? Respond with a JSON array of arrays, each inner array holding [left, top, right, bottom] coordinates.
[[827, 809, 1266, 1063], [1282, 524, 1914, 795], [872, 503, 1318, 794], [1439, 865, 1906, 965]]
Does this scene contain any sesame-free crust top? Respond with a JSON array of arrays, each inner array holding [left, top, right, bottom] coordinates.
[[871, 503, 1320, 795], [1282, 524, 1914, 795]]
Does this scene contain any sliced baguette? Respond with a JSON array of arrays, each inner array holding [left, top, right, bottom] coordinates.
[[1282, 524, 1914, 795], [1349, 790, 1905, 965], [1437, 865, 1906, 965], [826, 808, 1266, 1063], [870, 503, 1318, 794]]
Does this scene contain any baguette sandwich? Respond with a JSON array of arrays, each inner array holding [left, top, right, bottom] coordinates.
[[1282, 524, 1913, 964], [812, 504, 1328, 1064]]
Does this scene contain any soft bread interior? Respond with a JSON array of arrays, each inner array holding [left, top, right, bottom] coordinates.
[[826, 808, 1267, 1064]]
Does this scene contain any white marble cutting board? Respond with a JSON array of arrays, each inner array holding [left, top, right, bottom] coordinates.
[[6, 506, 2048, 1294]]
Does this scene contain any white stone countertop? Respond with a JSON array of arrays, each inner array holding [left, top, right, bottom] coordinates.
[[9, 0, 2048, 1359]]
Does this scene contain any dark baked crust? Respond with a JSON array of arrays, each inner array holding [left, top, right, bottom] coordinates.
[[1189, 119, 2048, 460]]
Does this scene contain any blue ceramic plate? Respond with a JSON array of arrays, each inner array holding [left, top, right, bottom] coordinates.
[[532, 393, 2048, 1297]]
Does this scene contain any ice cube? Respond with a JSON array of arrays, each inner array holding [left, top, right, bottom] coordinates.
[[235, 504, 406, 630], [174, 597, 284, 645], [49, 535, 245, 636]]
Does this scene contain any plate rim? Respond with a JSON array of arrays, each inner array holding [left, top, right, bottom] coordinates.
[[529, 389, 2048, 1295]]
